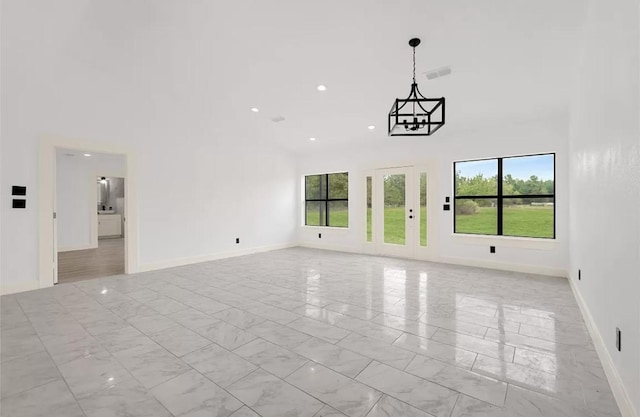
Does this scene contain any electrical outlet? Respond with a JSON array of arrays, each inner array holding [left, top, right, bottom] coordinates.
[[578, 269, 581, 280], [318, 233, 322, 239], [490, 246, 495, 253], [616, 327, 621, 351], [235, 238, 240, 244]]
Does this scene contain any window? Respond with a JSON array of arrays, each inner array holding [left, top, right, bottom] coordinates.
[[454, 153, 555, 238], [305, 172, 348, 227], [383, 174, 406, 244], [420, 172, 427, 246]]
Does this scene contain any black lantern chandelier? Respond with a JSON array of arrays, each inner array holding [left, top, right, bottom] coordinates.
[[388, 38, 445, 136]]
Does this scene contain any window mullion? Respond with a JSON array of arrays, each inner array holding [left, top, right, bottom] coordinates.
[[497, 158, 503, 235]]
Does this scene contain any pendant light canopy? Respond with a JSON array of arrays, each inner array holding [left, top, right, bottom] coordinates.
[[388, 38, 445, 136]]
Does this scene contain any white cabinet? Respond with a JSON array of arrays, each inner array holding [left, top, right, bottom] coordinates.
[[98, 214, 122, 237]]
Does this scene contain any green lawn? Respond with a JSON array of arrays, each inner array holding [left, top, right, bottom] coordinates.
[[309, 207, 420, 244], [383, 207, 405, 244], [455, 206, 497, 235], [329, 209, 348, 227], [420, 206, 427, 246], [312, 205, 553, 241], [503, 205, 554, 238], [367, 207, 427, 245], [306, 206, 349, 227], [456, 205, 554, 238]]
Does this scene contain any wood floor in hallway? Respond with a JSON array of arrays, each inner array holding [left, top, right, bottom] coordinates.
[[57, 238, 124, 283]]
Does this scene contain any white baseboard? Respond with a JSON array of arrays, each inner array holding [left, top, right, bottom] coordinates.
[[3, 243, 296, 295], [138, 243, 296, 273], [0, 280, 41, 295], [298, 243, 567, 278], [298, 242, 366, 255], [569, 276, 638, 417], [58, 243, 97, 252], [438, 256, 567, 278]]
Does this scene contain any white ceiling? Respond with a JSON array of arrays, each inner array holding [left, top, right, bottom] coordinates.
[[6, 0, 589, 154]]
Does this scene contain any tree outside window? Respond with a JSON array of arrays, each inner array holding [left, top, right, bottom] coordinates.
[[454, 154, 555, 238]]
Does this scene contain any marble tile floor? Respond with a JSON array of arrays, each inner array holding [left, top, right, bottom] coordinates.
[[0, 247, 621, 417]]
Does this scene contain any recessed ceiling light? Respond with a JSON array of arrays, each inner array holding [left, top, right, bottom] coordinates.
[[83, 153, 92, 157], [368, 125, 376, 130], [309, 137, 316, 141], [250, 107, 259, 113], [316, 85, 327, 91]]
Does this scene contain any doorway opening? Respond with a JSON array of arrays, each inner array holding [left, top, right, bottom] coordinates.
[[54, 149, 127, 283]]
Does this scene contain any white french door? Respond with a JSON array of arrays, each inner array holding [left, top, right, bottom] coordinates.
[[375, 167, 415, 258], [373, 164, 437, 260]]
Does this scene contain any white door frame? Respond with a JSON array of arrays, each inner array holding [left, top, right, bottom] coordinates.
[[52, 153, 58, 283], [372, 162, 439, 261], [39, 136, 138, 288]]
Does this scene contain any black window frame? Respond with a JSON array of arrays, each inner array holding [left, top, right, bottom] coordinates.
[[305, 172, 349, 227], [453, 153, 556, 239]]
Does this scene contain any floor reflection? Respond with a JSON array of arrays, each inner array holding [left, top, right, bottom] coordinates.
[[2, 247, 619, 417]]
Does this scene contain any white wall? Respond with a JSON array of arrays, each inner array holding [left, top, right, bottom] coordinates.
[[568, 0, 640, 415], [297, 117, 569, 277], [2, 129, 297, 294], [135, 143, 297, 270], [56, 151, 125, 251], [0, 2, 298, 293]]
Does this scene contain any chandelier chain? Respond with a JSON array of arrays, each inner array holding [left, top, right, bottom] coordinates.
[[412, 46, 416, 83]]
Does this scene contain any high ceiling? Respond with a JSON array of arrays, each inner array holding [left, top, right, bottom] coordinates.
[[4, 0, 589, 154]]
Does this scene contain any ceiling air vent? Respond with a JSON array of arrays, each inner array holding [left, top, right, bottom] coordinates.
[[271, 115, 285, 123], [425, 66, 452, 80]]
